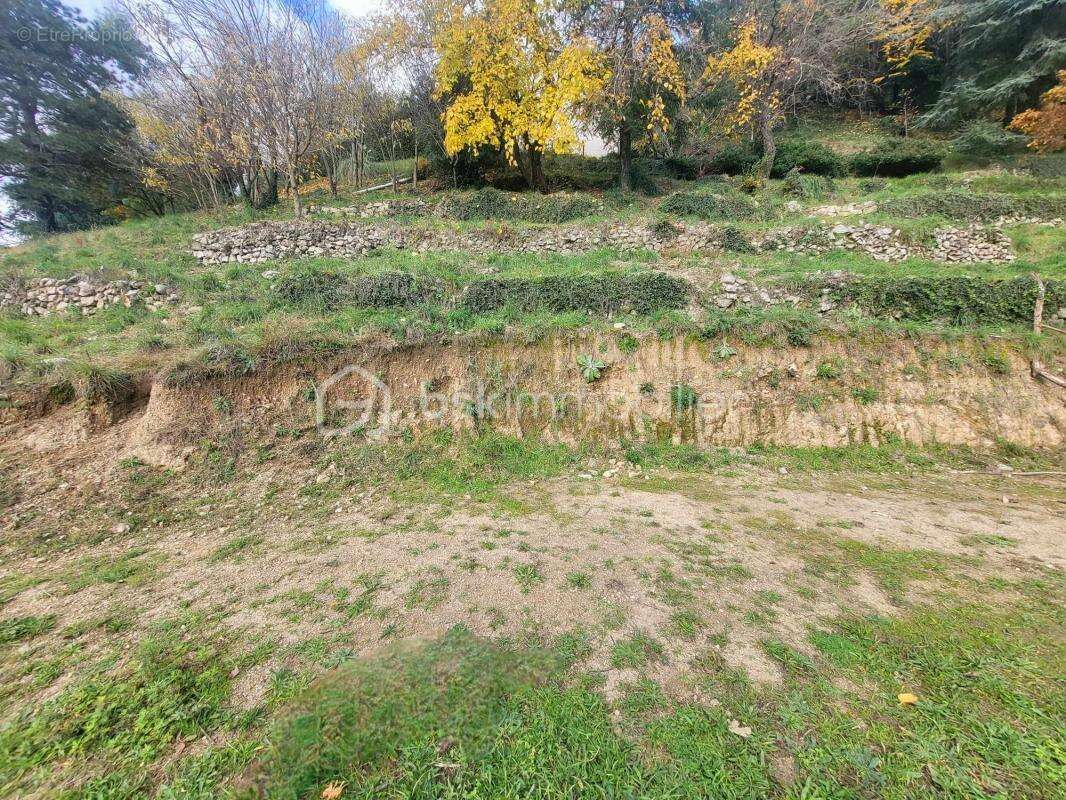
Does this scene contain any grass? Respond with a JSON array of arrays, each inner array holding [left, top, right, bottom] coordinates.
[[208, 533, 263, 563], [3, 156, 1064, 394], [0, 615, 248, 797], [243, 588, 1063, 800], [0, 614, 56, 645]]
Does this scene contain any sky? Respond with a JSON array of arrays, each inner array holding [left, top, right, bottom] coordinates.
[[71, 0, 384, 20]]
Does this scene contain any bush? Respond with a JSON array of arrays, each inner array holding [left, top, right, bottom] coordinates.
[[660, 190, 758, 220], [542, 154, 618, 191], [721, 225, 756, 253], [833, 275, 1063, 324], [704, 141, 761, 175], [273, 264, 350, 310], [771, 140, 846, 178], [880, 191, 1066, 221], [662, 156, 702, 180], [462, 272, 690, 315], [849, 139, 944, 177], [439, 188, 602, 223], [950, 121, 1026, 162], [782, 169, 831, 199], [274, 266, 440, 311]]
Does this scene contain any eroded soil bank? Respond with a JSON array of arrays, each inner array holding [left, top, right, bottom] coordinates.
[[9, 334, 1061, 469]]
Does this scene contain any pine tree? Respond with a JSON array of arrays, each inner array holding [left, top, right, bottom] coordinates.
[[0, 0, 149, 233], [921, 0, 1066, 127]]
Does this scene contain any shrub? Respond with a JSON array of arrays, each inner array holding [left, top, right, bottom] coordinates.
[[348, 272, 440, 308], [660, 190, 758, 220], [662, 155, 702, 180], [273, 264, 349, 310], [849, 139, 944, 177], [833, 275, 1064, 324], [782, 169, 831, 199], [274, 267, 439, 311], [461, 272, 690, 316], [705, 141, 761, 175], [439, 187, 602, 223], [950, 121, 1027, 162], [771, 140, 846, 178], [721, 225, 756, 253], [880, 192, 1066, 221]]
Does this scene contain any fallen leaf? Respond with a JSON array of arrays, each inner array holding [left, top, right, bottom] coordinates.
[[898, 692, 918, 706], [728, 718, 752, 738], [321, 781, 345, 799]]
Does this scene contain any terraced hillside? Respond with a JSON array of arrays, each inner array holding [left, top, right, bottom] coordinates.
[[1, 160, 1064, 799]]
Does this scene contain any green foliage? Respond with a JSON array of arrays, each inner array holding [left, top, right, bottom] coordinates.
[[273, 266, 439, 312], [577, 354, 606, 382], [851, 387, 880, 405], [721, 225, 756, 253], [462, 272, 690, 316], [272, 264, 350, 311], [920, 0, 1065, 128], [0, 623, 235, 787], [439, 188, 603, 223], [660, 190, 758, 220], [0, 0, 151, 233], [0, 614, 56, 645], [670, 384, 698, 411], [782, 169, 831, 199], [849, 139, 945, 177], [950, 121, 1027, 162], [835, 275, 1062, 324], [880, 191, 1066, 221], [704, 141, 761, 175], [700, 305, 822, 347], [771, 140, 846, 178], [816, 359, 843, 380]]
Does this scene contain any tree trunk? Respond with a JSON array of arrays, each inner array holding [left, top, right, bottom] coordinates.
[[618, 120, 633, 192], [289, 169, 302, 216], [759, 113, 777, 180], [40, 198, 58, 233], [618, 0, 635, 192], [529, 144, 548, 194], [515, 140, 534, 189]]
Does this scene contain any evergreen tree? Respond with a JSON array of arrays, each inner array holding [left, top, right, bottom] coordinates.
[[922, 0, 1066, 127], [0, 0, 149, 233]]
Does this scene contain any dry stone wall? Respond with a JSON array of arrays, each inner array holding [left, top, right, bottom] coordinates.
[[190, 219, 1017, 266], [1, 277, 179, 317]]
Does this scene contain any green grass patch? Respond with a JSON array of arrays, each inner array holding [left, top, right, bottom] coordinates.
[[0, 614, 56, 645]]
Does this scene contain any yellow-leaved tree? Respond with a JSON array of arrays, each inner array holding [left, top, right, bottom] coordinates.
[[701, 18, 782, 178], [878, 0, 941, 77], [434, 0, 606, 192]]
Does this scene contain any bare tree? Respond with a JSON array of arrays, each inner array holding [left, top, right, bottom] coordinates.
[[122, 0, 348, 214]]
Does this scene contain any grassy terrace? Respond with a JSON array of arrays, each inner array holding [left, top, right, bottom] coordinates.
[[2, 167, 1065, 396]]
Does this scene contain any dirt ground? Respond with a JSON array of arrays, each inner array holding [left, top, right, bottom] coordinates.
[[2, 399, 1062, 712]]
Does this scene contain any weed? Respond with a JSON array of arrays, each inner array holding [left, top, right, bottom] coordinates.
[[610, 631, 665, 669]]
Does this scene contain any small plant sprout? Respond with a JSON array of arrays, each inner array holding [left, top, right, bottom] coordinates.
[[577, 354, 607, 383]]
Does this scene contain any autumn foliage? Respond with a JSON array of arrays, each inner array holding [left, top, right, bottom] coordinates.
[[1010, 71, 1066, 154], [434, 0, 606, 192]]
